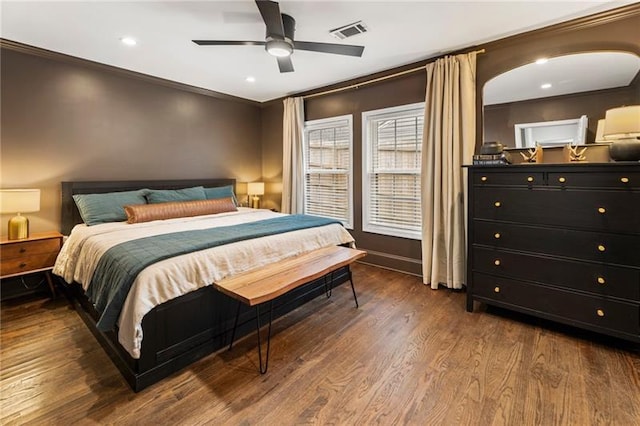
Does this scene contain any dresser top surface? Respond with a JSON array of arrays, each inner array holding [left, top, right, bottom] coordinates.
[[465, 162, 640, 170]]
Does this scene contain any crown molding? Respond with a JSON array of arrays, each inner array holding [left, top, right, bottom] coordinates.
[[0, 38, 261, 107]]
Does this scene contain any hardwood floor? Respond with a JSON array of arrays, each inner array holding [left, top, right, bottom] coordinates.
[[1, 263, 639, 425]]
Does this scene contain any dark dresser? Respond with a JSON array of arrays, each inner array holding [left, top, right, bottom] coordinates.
[[466, 163, 640, 342]]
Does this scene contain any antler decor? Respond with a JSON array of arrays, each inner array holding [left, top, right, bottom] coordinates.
[[567, 144, 587, 162], [520, 145, 543, 163]]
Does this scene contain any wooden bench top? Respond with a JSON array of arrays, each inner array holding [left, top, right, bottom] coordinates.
[[213, 246, 366, 306]]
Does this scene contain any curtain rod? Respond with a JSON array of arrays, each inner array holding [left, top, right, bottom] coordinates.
[[302, 48, 485, 100]]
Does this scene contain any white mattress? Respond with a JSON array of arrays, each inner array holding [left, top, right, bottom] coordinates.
[[53, 208, 355, 358]]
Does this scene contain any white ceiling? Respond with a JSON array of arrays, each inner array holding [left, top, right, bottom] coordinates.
[[1, 1, 635, 103]]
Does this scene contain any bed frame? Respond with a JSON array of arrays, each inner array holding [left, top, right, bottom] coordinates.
[[59, 179, 350, 391]]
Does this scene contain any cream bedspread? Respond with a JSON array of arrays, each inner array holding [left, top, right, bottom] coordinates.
[[53, 208, 354, 358]]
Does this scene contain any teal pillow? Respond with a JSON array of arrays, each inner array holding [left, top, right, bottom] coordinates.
[[204, 185, 238, 206], [145, 186, 206, 204], [73, 189, 148, 226]]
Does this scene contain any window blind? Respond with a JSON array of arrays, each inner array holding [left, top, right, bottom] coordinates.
[[363, 103, 424, 239], [303, 116, 353, 228]]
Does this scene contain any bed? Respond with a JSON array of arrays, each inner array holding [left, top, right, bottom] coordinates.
[[56, 179, 355, 391]]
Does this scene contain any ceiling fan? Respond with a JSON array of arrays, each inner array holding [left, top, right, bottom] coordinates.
[[192, 0, 365, 73]]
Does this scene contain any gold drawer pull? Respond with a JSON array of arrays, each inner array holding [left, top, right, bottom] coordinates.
[[620, 177, 629, 183], [19, 263, 27, 268], [494, 286, 500, 293], [481, 176, 487, 182], [596, 309, 605, 317], [527, 176, 534, 183], [597, 245, 606, 252], [494, 233, 501, 239], [494, 201, 501, 207], [19, 248, 27, 253], [597, 207, 606, 214], [494, 259, 501, 266], [558, 177, 566, 183], [597, 277, 606, 285]]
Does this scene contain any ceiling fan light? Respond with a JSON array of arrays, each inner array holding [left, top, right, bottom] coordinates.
[[266, 38, 292, 57]]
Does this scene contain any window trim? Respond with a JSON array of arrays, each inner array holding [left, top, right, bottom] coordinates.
[[303, 114, 354, 229], [362, 102, 425, 240]]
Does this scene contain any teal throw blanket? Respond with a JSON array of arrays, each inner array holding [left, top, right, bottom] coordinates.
[[87, 214, 341, 331]]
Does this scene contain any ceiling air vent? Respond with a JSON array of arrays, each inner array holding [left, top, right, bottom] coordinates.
[[330, 21, 368, 40]]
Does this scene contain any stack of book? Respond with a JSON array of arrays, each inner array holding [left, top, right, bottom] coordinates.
[[472, 153, 510, 165]]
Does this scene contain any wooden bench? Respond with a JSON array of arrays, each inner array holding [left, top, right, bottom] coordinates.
[[214, 245, 366, 373]]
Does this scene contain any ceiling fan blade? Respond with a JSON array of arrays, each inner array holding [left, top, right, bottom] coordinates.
[[293, 41, 364, 57], [277, 56, 294, 73], [255, 0, 285, 39], [192, 40, 265, 46]]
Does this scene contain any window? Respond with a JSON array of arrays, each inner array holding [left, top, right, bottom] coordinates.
[[303, 115, 353, 228], [363, 103, 424, 239]]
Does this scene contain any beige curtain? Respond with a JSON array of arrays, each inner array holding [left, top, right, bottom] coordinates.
[[421, 52, 477, 289], [282, 97, 305, 214]]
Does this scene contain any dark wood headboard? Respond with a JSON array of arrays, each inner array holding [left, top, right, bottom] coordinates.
[[61, 179, 236, 235]]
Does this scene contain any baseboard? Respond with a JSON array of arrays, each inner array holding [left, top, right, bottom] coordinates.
[[359, 249, 422, 277]]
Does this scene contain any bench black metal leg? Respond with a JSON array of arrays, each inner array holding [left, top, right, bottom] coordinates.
[[228, 300, 242, 351], [348, 268, 359, 308], [324, 270, 333, 299], [255, 301, 273, 374]]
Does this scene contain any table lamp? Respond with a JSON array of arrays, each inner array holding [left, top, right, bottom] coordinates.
[[594, 119, 607, 143], [247, 182, 265, 209], [604, 105, 640, 161], [0, 189, 41, 240]]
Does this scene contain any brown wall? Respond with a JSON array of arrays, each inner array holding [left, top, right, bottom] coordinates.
[[260, 4, 640, 276], [260, 99, 284, 211], [0, 47, 263, 235], [484, 85, 639, 147]]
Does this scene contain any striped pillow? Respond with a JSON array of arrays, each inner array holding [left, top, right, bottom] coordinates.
[[124, 197, 237, 223]]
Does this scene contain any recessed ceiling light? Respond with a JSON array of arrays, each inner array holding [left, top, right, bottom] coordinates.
[[541, 83, 552, 89], [245, 76, 256, 83], [535, 58, 548, 65], [120, 37, 137, 46]]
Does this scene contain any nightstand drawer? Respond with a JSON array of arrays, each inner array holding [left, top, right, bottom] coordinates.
[[473, 273, 640, 336], [1, 252, 59, 276], [1, 238, 61, 260], [473, 246, 640, 301]]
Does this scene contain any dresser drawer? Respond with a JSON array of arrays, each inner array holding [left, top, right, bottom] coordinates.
[[473, 171, 544, 187], [0, 252, 59, 276], [1, 238, 61, 260], [474, 220, 640, 267], [473, 246, 640, 301], [473, 187, 640, 234], [548, 171, 640, 189], [473, 273, 640, 336]]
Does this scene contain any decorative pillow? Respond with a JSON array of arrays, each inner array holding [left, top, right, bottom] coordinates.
[[204, 185, 238, 206], [124, 197, 237, 224], [145, 186, 206, 204], [73, 189, 148, 226]]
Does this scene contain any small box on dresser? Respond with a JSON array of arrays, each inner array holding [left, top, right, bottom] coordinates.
[[465, 163, 640, 342], [0, 231, 63, 298]]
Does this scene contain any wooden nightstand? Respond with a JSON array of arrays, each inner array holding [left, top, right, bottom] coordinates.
[[0, 231, 63, 298]]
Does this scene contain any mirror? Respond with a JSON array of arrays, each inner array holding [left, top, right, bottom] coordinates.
[[483, 51, 640, 148]]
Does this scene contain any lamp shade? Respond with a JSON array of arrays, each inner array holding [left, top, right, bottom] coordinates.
[[247, 182, 265, 196], [0, 189, 41, 213], [595, 119, 607, 143], [603, 105, 640, 139]]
